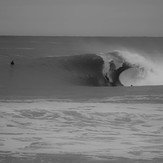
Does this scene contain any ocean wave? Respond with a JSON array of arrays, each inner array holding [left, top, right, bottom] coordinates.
[[1, 50, 163, 88], [98, 50, 163, 86]]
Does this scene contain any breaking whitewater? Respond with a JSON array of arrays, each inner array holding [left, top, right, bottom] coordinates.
[[0, 36, 163, 163]]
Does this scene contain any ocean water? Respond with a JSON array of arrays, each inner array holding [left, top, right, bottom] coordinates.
[[0, 36, 163, 163]]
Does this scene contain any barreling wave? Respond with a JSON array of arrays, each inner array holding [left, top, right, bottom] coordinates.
[[60, 50, 163, 87], [3, 50, 163, 88], [99, 50, 163, 86]]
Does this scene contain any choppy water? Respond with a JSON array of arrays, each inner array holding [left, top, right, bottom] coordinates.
[[0, 95, 163, 162]]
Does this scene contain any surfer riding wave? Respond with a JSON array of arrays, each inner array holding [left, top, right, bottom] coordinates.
[[98, 50, 163, 86]]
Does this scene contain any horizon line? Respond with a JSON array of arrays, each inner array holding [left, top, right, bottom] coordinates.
[[0, 35, 163, 38]]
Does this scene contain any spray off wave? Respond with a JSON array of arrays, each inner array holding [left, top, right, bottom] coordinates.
[[99, 50, 163, 86]]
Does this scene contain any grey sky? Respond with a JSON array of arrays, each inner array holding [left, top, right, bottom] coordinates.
[[0, 0, 163, 36]]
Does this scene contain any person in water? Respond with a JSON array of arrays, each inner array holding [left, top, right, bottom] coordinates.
[[10, 60, 15, 66]]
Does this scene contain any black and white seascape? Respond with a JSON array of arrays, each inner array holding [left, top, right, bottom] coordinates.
[[0, 1, 163, 163]]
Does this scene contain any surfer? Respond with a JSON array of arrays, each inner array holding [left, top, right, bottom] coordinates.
[[104, 74, 109, 81], [10, 60, 15, 66]]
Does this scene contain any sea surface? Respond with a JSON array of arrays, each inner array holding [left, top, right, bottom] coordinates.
[[0, 36, 163, 163]]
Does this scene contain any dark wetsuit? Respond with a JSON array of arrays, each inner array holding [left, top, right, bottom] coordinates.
[[10, 61, 14, 66]]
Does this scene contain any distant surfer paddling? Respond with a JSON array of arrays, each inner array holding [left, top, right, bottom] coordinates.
[[10, 60, 15, 66]]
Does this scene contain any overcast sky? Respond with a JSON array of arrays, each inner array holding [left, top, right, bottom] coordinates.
[[0, 0, 163, 36]]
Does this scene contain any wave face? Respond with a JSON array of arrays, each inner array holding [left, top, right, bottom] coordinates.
[[0, 54, 107, 88], [62, 50, 163, 87], [56, 54, 107, 86], [1, 50, 163, 88]]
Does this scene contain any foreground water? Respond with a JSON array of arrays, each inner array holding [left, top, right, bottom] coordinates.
[[0, 87, 163, 163]]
